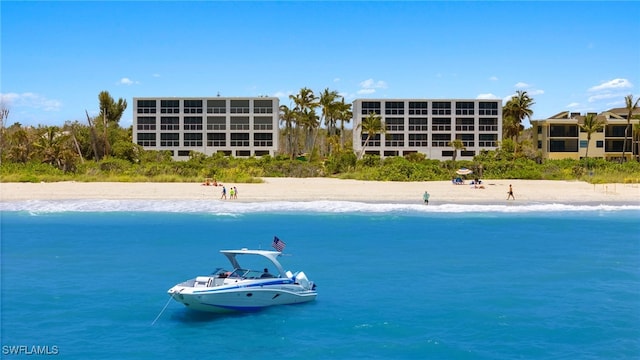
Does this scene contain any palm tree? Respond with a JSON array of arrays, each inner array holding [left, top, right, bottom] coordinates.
[[98, 91, 128, 158], [578, 113, 604, 159], [319, 88, 339, 137], [279, 104, 297, 158], [357, 112, 384, 159], [33, 126, 78, 171], [622, 94, 639, 161], [448, 138, 466, 162], [289, 88, 319, 155], [335, 98, 353, 150], [503, 90, 534, 145]]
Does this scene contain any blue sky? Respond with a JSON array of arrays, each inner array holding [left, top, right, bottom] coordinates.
[[2, 1, 639, 128]]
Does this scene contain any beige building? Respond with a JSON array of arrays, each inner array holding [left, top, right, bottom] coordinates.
[[531, 108, 640, 161], [132, 97, 279, 160], [352, 99, 502, 160]]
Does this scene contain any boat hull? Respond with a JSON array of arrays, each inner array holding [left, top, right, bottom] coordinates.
[[168, 285, 317, 313]]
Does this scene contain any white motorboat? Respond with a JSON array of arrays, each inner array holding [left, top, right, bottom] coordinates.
[[167, 248, 317, 313]]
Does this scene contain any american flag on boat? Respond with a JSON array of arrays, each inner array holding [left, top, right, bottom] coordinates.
[[272, 236, 286, 252]]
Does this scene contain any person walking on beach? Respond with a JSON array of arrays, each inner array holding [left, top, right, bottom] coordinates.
[[233, 186, 238, 199], [423, 190, 430, 205], [506, 184, 515, 200], [221, 186, 227, 200], [229, 186, 235, 200]]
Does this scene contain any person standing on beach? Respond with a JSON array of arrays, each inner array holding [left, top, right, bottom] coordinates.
[[423, 190, 430, 205], [221, 186, 227, 200], [233, 186, 238, 199], [507, 184, 515, 200]]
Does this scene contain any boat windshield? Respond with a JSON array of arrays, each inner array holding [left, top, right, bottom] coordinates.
[[227, 268, 275, 279]]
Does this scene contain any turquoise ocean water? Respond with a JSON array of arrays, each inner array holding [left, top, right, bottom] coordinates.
[[1, 200, 639, 359]]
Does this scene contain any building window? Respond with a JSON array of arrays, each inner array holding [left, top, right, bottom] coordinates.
[[537, 140, 542, 149], [550, 125, 578, 137], [605, 125, 626, 137], [580, 140, 588, 148], [207, 116, 226, 130], [408, 134, 428, 147], [361, 133, 381, 147], [160, 117, 179, 131], [207, 99, 226, 114], [160, 133, 179, 147], [362, 101, 381, 115], [184, 116, 203, 130], [479, 134, 498, 147], [160, 100, 179, 114], [385, 118, 404, 131], [456, 133, 475, 147], [479, 118, 498, 131], [385, 133, 404, 147], [408, 102, 428, 115], [230, 116, 250, 130], [408, 118, 428, 131], [177, 150, 190, 157], [137, 99, 156, 114], [230, 100, 250, 114], [550, 139, 578, 152], [537, 125, 542, 134], [183, 133, 203, 147], [137, 117, 156, 130], [455, 118, 475, 131], [184, 99, 203, 114], [254, 116, 273, 130], [207, 133, 226, 147], [230, 133, 250, 147], [385, 101, 405, 115], [432, 102, 451, 115], [432, 133, 451, 147], [478, 101, 498, 116], [460, 150, 475, 157], [254, 99, 273, 114], [455, 101, 474, 115], [432, 118, 451, 131], [596, 140, 603, 148], [136, 133, 156, 147], [254, 133, 273, 147]]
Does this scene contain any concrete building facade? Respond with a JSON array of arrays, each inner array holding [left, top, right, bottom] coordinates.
[[132, 97, 279, 160], [352, 98, 502, 160]]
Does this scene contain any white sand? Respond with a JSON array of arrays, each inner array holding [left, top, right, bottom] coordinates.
[[1, 178, 639, 204]]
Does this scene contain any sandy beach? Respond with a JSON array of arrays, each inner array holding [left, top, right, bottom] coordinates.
[[1, 178, 639, 204]]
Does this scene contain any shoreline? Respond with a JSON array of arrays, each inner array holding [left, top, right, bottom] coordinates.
[[1, 178, 639, 205]]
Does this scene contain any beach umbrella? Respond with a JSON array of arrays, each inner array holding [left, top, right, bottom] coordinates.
[[456, 168, 473, 175]]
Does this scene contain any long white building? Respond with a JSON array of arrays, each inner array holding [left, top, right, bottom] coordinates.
[[352, 99, 502, 160], [132, 97, 279, 160]]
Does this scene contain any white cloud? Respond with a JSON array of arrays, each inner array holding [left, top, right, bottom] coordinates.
[[489, 76, 498, 81], [566, 102, 580, 108], [357, 88, 376, 95], [515, 82, 530, 88], [118, 77, 139, 86], [588, 93, 620, 103], [476, 93, 498, 99], [333, 78, 341, 83], [359, 78, 388, 89], [0, 92, 62, 112], [152, 73, 161, 78], [528, 89, 545, 96], [588, 78, 632, 92], [357, 78, 387, 95]]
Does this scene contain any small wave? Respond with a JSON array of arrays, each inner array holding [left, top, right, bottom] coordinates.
[[1, 199, 639, 215]]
